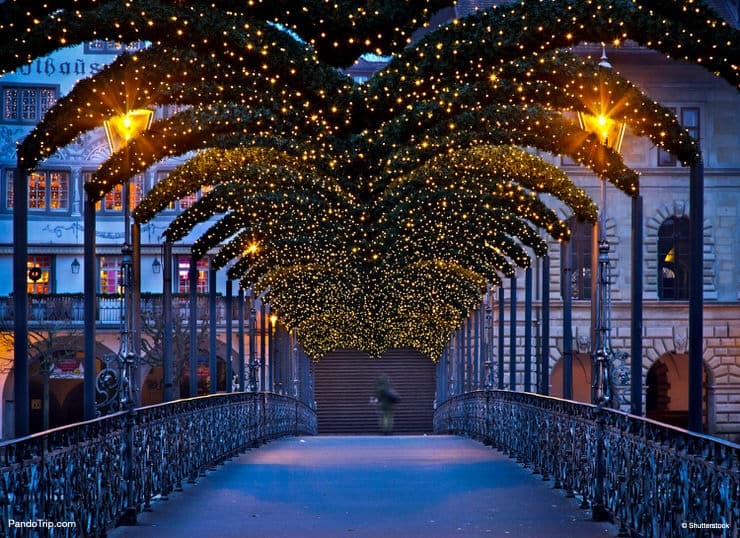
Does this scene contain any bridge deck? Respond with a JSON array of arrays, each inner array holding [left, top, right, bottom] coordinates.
[[109, 435, 617, 537]]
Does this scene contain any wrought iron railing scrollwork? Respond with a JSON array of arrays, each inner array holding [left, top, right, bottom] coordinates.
[[434, 390, 739, 538], [0, 392, 316, 537]]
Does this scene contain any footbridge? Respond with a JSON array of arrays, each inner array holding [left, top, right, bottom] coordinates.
[[1, 390, 737, 537]]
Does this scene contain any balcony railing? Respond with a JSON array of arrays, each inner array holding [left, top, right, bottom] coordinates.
[[0, 293, 236, 328], [434, 390, 739, 538], [0, 392, 317, 537]]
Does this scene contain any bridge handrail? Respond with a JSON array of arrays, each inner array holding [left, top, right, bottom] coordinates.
[[434, 390, 739, 538], [0, 392, 317, 537]]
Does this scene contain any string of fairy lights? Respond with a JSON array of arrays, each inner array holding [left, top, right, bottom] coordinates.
[[2, 0, 738, 360]]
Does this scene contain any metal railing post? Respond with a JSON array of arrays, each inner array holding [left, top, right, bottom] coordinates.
[[13, 160, 29, 437], [120, 408, 138, 525], [83, 196, 97, 419], [630, 195, 643, 415], [540, 255, 550, 395], [498, 287, 505, 390], [162, 240, 174, 401], [688, 157, 704, 432], [524, 267, 533, 393], [562, 240, 573, 400], [225, 279, 233, 393], [189, 256, 199, 397], [509, 276, 517, 391], [209, 260, 217, 394]]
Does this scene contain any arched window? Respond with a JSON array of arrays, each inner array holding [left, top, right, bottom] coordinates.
[[563, 217, 593, 300], [658, 216, 690, 300]]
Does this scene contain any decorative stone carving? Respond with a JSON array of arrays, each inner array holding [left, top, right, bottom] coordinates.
[[0, 125, 23, 160], [576, 331, 591, 354], [673, 326, 688, 354]]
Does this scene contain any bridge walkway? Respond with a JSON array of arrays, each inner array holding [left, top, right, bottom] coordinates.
[[109, 435, 617, 538]]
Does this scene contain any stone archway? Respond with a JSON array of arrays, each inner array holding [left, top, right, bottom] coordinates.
[[2, 371, 15, 439], [550, 353, 592, 403], [645, 353, 710, 430]]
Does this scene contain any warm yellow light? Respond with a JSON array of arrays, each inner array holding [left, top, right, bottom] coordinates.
[[104, 109, 154, 153], [664, 247, 675, 263], [270, 313, 278, 326], [577, 111, 626, 153], [244, 242, 260, 256]]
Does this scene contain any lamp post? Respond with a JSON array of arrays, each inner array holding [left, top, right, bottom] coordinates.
[[269, 312, 278, 392], [484, 287, 495, 390], [248, 302, 258, 391], [576, 47, 626, 409], [95, 109, 153, 414], [576, 46, 627, 523]]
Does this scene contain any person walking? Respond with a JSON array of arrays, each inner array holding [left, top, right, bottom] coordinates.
[[374, 375, 400, 434]]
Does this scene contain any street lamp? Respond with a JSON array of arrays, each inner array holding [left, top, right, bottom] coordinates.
[[484, 287, 495, 390], [96, 108, 153, 414], [576, 47, 628, 524], [248, 304, 258, 392], [576, 46, 626, 409]]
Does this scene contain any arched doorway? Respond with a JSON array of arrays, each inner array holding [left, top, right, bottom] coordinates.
[[550, 353, 592, 403], [2, 371, 15, 439], [29, 349, 85, 433], [646, 353, 708, 430]]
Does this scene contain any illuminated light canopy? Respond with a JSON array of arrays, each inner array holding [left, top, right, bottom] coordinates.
[[3, 0, 737, 360]]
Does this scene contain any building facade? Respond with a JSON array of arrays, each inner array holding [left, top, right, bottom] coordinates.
[[0, 42, 288, 438]]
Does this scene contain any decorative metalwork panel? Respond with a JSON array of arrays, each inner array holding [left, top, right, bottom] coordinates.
[[0, 392, 316, 537], [434, 390, 739, 538]]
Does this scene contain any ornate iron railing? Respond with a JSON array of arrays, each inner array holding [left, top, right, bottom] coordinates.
[[0, 293, 235, 327], [434, 390, 739, 538], [0, 392, 316, 537]]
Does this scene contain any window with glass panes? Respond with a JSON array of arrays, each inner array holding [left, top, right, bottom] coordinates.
[[563, 217, 593, 300], [177, 256, 209, 294], [2, 84, 58, 124], [99, 255, 121, 294], [27, 255, 52, 294], [7, 170, 69, 211], [156, 170, 211, 211], [88, 173, 145, 212], [156, 171, 177, 210], [658, 216, 690, 300], [179, 191, 198, 210], [658, 107, 700, 166]]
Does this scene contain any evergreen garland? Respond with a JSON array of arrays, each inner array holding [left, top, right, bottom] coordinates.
[[2, 0, 737, 359]]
